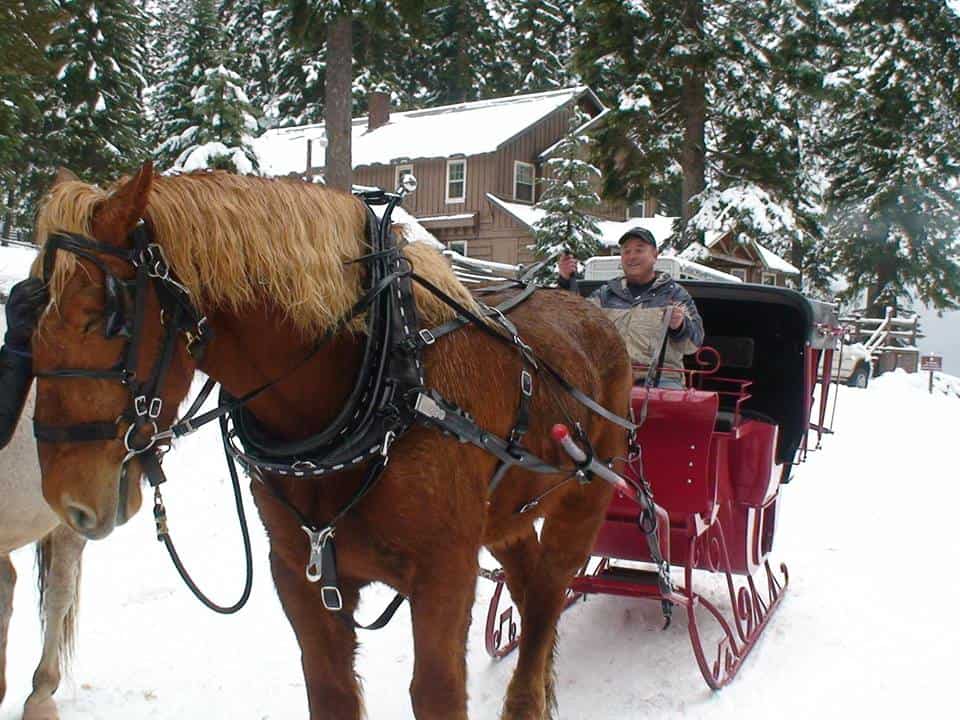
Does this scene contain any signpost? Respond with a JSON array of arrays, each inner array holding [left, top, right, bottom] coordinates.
[[920, 354, 943, 394]]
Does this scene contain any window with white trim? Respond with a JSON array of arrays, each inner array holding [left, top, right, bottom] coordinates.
[[628, 187, 648, 218], [448, 240, 468, 257], [446, 158, 466, 203], [514, 161, 535, 203], [395, 164, 414, 189], [761, 272, 777, 286], [730, 268, 748, 282]]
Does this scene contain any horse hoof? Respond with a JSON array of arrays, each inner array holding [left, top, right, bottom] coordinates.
[[22, 697, 59, 720]]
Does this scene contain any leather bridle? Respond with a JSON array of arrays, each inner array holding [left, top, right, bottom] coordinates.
[[33, 225, 210, 462]]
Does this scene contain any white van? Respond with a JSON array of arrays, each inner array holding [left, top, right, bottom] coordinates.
[[583, 255, 742, 283]]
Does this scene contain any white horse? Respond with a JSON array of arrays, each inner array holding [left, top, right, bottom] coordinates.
[[0, 314, 85, 720]]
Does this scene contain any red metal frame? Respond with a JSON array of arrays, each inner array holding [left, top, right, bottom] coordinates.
[[482, 341, 824, 689]]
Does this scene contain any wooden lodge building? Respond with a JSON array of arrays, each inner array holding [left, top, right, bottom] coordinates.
[[255, 86, 665, 265], [678, 231, 800, 288], [255, 86, 798, 275]]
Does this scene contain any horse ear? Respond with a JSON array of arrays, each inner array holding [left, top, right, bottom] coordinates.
[[54, 167, 79, 185], [95, 162, 154, 239]]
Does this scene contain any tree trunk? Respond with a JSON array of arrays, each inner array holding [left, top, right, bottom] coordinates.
[[325, 15, 353, 191], [679, 0, 706, 246], [790, 109, 804, 287], [866, 256, 895, 318], [1, 188, 14, 239]]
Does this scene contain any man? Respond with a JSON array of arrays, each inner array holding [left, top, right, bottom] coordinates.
[[0, 277, 48, 448], [558, 227, 703, 389]]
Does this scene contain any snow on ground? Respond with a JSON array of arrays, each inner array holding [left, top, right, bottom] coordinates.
[[2, 372, 958, 719], [0, 244, 37, 297]]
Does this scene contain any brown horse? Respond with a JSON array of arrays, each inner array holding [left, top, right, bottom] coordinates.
[[29, 164, 632, 720]]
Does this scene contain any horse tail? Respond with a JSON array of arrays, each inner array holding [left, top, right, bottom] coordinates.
[[35, 531, 82, 671]]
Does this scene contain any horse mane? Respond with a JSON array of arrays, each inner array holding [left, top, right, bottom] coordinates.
[[34, 171, 477, 336], [31, 179, 109, 303]]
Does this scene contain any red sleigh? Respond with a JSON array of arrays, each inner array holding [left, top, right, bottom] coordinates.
[[483, 282, 841, 689]]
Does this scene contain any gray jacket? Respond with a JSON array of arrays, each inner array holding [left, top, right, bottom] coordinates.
[[560, 272, 704, 381]]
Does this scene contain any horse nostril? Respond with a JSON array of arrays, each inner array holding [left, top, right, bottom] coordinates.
[[65, 502, 98, 531]]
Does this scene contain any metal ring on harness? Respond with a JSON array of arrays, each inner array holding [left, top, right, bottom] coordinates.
[[124, 421, 158, 455]]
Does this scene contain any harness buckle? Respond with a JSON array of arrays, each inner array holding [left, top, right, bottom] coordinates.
[[303, 526, 344, 611], [418, 328, 436, 345], [144, 244, 171, 280], [304, 526, 333, 583], [172, 417, 194, 438], [149, 397, 163, 419], [322, 586, 344, 612], [413, 393, 446, 421], [134, 395, 148, 417], [520, 369, 533, 397], [380, 429, 396, 457]]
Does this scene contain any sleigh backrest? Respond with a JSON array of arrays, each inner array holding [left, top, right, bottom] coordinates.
[[629, 388, 719, 516]]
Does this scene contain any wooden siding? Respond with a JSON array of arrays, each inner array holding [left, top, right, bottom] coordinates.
[[345, 92, 630, 266]]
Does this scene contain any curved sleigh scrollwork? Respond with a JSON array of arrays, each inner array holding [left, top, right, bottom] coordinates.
[[481, 560, 603, 660], [681, 518, 788, 690]]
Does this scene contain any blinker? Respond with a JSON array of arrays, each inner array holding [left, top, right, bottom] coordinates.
[[103, 274, 131, 338]]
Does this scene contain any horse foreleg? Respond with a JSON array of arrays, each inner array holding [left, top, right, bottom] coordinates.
[[0, 553, 14, 707], [408, 554, 477, 720], [501, 485, 611, 720], [23, 526, 85, 720], [269, 550, 364, 720], [488, 526, 540, 618]]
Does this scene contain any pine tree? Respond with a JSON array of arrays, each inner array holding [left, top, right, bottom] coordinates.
[[822, 0, 960, 315], [281, 1, 430, 188], [421, 0, 512, 105], [574, 0, 698, 232], [500, 0, 576, 92], [691, 0, 833, 288], [45, 0, 148, 183], [152, 0, 220, 168], [263, 5, 325, 127], [171, 64, 260, 173], [575, 0, 830, 288], [223, 0, 272, 128], [0, 0, 57, 231], [533, 111, 603, 267]]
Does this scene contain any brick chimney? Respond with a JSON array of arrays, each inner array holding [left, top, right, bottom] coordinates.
[[368, 91, 390, 132]]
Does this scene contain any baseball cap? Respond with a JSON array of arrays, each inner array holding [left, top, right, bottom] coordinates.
[[618, 227, 657, 248]]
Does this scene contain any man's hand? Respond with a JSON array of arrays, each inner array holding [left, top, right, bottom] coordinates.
[[669, 303, 685, 330], [4, 277, 48, 352], [558, 253, 577, 280]]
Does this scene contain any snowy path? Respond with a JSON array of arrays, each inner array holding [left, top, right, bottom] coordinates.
[[2, 372, 957, 719]]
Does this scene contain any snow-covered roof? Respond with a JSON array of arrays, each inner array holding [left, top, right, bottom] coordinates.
[[254, 86, 604, 177], [705, 230, 800, 275], [369, 203, 443, 250], [678, 241, 711, 263], [537, 108, 611, 160], [754, 241, 800, 275], [486, 194, 676, 248]]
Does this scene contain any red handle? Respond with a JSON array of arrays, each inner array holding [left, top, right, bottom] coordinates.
[[551, 424, 570, 443]]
